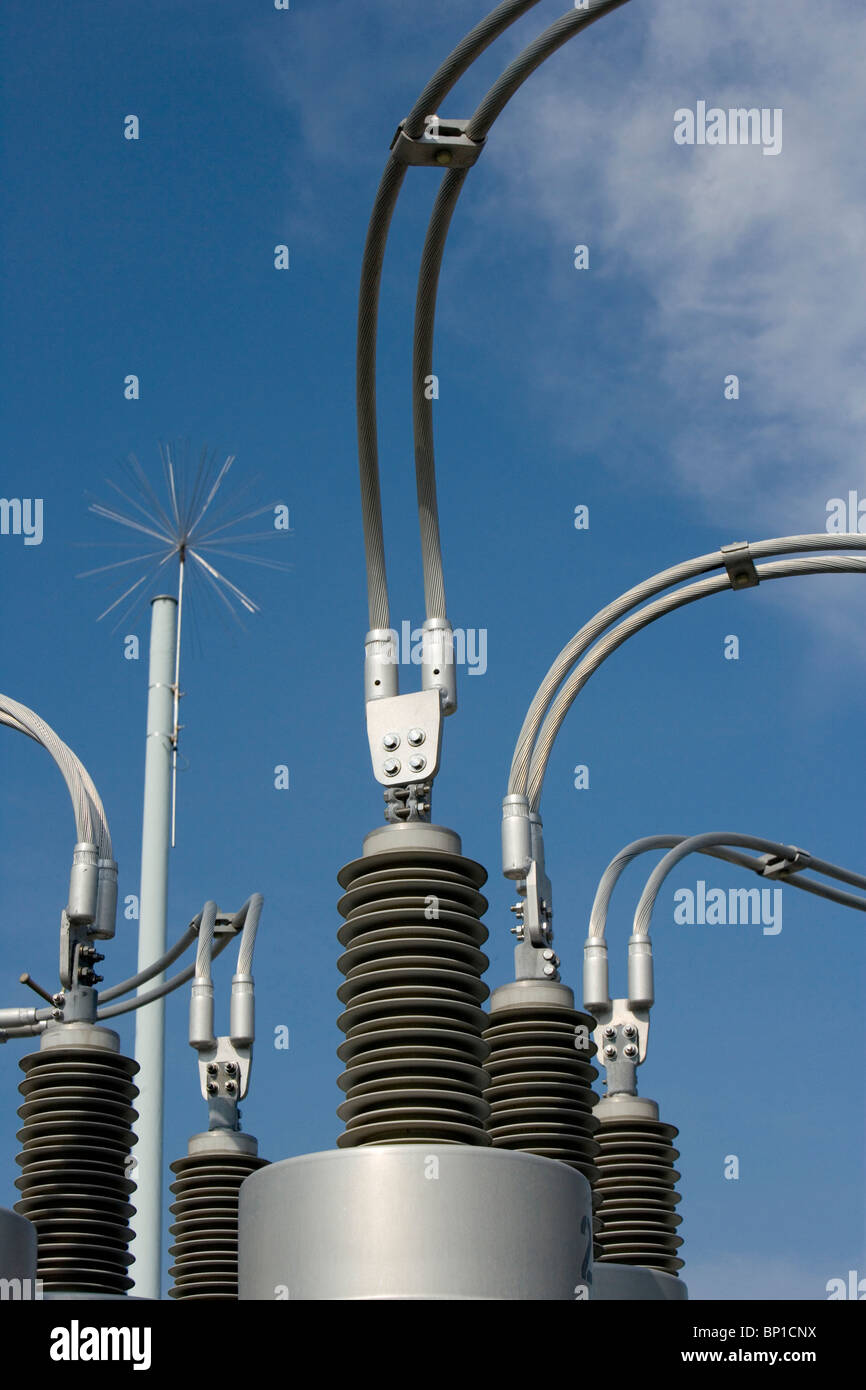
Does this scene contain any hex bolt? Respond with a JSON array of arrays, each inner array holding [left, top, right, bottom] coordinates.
[[206, 1063, 218, 1076], [383, 758, 401, 777], [407, 728, 425, 746], [623, 1024, 637, 1038], [542, 963, 557, 977], [408, 755, 426, 772], [604, 1045, 617, 1059], [603, 1026, 616, 1039], [206, 1082, 218, 1095], [382, 733, 400, 751], [542, 949, 556, 961], [623, 1044, 638, 1058], [225, 1062, 237, 1075], [225, 1080, 237, 1095]]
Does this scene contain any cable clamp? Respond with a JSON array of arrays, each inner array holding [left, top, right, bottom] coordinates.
[[721, 541, 759, 590], [759, 847, 811, 879], [391, 116, 485, 168]]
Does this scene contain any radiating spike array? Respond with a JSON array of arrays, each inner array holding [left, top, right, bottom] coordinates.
[[336, 847, 492, 1146], [14, 1047, 139, 1295]]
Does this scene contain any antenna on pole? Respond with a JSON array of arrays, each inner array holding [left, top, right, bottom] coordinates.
[[79, 441, 289, 1297], [80, 441, 291, 845]]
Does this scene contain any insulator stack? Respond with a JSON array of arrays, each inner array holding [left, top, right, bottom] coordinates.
[[14, 1037, 139, 1296], [336, 824, 492, 1146], [168, 1136, 268, 1299], [593, 1096, 684, 1274], [483, 981, 601, 1195]]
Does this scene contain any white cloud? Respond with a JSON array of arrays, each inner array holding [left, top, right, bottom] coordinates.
[[482, 0, 866, 540]]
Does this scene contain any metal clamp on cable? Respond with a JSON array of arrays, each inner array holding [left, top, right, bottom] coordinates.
[[759, 847, 811, 878], [390, 116, 485, 168], [721, 540, 759, 590]]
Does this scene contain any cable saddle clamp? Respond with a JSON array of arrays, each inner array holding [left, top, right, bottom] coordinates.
[[391, 117, 486, 168], [721, 540, 760, 590]]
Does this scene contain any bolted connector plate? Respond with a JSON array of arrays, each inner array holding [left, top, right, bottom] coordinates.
[[391, 116, 485, 168], [366, 689, 442, 787], [198, 1035, 251, 1102], [592, 999, 650, 1068]]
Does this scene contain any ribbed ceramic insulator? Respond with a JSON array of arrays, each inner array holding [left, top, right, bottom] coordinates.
[[14, 1046, 139, 1295], [482, 1004, 601, 1192], [168, 1148, 269, 1299], [593, 1114, 684, 1273], [336, 847, 492, 1145]]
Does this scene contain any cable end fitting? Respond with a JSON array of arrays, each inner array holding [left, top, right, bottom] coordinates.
[[627, 934, 654, 1010], [189, 981, 216, 1050], [365, 628, 399, 702], [66, 842, 99, 925], [421, 617, 457, 714], [230, 974, 255, 1049], [91, 859, 118, 940], [583, 936, 611, 1014], [501, 795, 532, 880]]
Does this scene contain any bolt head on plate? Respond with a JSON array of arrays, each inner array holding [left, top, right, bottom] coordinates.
[[383, 757, 401, 777]]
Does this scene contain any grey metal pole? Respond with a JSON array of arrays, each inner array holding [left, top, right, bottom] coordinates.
[[130, 594, 177, 1299]]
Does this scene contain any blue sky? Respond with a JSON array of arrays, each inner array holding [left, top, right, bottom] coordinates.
[[0, 0, 863, 1300]]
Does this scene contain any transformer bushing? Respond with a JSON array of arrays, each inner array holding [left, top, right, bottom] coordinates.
[[592, 1093, 684, 1276], [238, 822, 596, 1299], [0, 1206, 37, 1286], [483, 979, 601, 1203], [168, 1129, 268, 1299], [335, 822, 492, 1146], [14, 1023, 139, 1297], [238, 1144, 593, 1300]]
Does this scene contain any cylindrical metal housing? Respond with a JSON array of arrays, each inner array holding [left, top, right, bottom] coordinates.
[[336, 823, 491, 1146], [627, 935, 654, 1009], [593, 1094, 684, 1274], [582, 938, 610, 1014], [420, 617, 456, 714], [93, 859, 119, 940], [14, 1025, 139, 1296], [239, 1145, 592, 1300], [0, 1207, 37, 1285], [168, 1131, 268, 1300], [501, 795, 532, 879], [364, 628, 399, 701], [230, 976, 255, 1047], [67, 842, 99, 924]]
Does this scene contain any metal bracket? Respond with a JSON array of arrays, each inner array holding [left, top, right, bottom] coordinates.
[[721, 540, 759, 590], [366, 689, 442, 787], [759, 847, 811, 878], [592, 1000, 650, 1095], [198, 1035, 251, 1103], [510, 859, 554, 963], [391, 116, 485, 169]]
